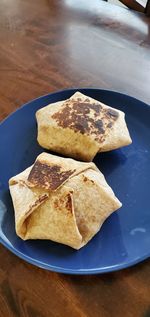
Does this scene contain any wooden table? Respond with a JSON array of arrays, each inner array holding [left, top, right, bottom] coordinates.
[[0, 1, 150, 316]]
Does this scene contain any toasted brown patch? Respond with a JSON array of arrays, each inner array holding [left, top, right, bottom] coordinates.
[[52, 99, 119, 142], [53, 193, 72, 213], [83, 175, 94, 184], [54, 199, 59, 209], [107, 122, 113, 128], [83, 176, 88, 182], [106, 109, 119, 118], [28, 160, 75, 190], [65, 193, 72, 211], [38, 194, 49, 203]]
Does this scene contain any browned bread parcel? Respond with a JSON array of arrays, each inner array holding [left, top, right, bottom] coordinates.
[[36, 92, 132, 161], [9, 153, 122, 249]]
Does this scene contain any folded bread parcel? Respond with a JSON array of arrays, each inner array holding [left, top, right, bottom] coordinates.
[[36, 92, 132, 161], [9, 153, 122, 249]]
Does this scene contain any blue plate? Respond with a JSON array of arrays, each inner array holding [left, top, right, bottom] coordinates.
[[0, 88, 150, 274]]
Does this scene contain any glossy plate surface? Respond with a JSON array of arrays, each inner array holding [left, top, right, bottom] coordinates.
[[0, 88, 150, 274]]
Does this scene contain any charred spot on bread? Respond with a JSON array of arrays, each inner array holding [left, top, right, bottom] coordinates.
[[52, 99, 119, 142], [28, 160, 75, 190]]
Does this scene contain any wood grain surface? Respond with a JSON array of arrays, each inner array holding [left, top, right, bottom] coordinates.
[[0, 1, 150, 316]]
